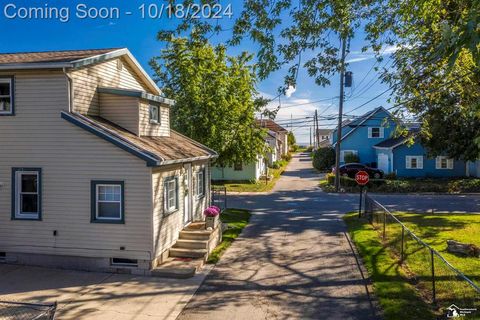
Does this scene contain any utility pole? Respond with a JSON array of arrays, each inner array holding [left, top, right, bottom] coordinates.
[[309, 126, 312, 148], [334, 36, 348, 192], [314, 109, 318, 149], [315, 109, 320, 148]]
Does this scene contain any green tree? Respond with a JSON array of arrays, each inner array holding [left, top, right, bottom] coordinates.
[[313, 147, 336, 171], [150, 37, 266, 166], [158, 0, 480, 160], [287, 131, 296, 147]]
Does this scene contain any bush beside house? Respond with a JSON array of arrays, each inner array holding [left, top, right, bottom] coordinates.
[[313, 147, 335, 171]]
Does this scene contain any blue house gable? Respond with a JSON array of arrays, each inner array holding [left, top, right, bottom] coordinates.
[[333, 107, 467, 178], [332, 107, 397, 167]]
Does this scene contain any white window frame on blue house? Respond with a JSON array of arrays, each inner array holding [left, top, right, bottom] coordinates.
[[368, 127, 384, 138], [436, 156, 454, 169], [340, 150, 358, 163], [406, 156, 423, 169]]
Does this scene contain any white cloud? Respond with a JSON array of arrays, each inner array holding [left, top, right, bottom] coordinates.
[[346, 45, 400, 64], [285, 85, 296, 98]]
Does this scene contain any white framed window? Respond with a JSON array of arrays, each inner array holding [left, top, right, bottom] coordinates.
[[368, 127, 384, 138], [406, 156, 424, 169], [436, 156, 454, 169], [91, 181, 124, 223], [13, 168, 41, 220], [164, 177, 178, 213], [196, 169, 205, 198], [0, 77, 13, 115], [149, 105, 160, 124], [340, 150, 358, 163]]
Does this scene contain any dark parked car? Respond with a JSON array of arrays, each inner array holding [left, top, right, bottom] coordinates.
[[333, 163, 384, 179]]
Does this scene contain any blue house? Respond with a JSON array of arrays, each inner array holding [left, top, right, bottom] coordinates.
[[332, 107, 467, 178]]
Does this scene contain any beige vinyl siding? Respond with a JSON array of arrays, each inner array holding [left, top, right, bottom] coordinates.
[[99, 93, 139, 135], [70, 57, 152, 116], [0, 71, 153, 261], [152, 164, 185, 257], [151, 161, 210, 258], [139, 101, 170, 137]]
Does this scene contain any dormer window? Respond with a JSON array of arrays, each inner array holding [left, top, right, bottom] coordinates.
[[0, 77, 13, 115], [368, 127, 384, 138], [149, 105, 160, 124]]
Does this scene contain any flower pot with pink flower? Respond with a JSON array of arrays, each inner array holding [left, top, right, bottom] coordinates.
[[204, 206, 221, 229]]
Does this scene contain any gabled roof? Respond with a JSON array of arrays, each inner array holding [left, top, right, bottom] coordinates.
[[0, 48, 161, 95], [333, 106, 393, 144], [373, 128, 419, 150], [62, 112, 217, 166], [317, 129, 333, 135], [256, 119, 288, 133]]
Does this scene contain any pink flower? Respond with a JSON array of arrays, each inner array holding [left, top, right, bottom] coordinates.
[[203, 206, 220, 217], [210, 205, 221, 213]]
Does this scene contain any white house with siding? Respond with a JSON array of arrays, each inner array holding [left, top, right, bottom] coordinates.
[[0, 48, 219, 276]]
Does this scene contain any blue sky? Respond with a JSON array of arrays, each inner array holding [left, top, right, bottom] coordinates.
[[0, 0, 394, 144]]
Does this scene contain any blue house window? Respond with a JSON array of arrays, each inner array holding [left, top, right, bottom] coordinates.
[[368, 127, 384, 138], [91, 181, 125, 223], [12, 168, 42, 220], [436, 156, 453, 169], [406, 156, 423, 169]]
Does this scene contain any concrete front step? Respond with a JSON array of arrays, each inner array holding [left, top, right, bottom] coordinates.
[[179, 230, 212, 241], [169, 247, 207, 259], [174, 239, 208, 250], [152, 257, 204, 279]]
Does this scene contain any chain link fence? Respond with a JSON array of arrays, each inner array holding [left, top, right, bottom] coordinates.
[[0, 301, 56, 320], [211, 185, 227, 211], [362, 193, 480, 314]]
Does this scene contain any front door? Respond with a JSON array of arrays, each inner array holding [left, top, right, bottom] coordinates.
[[183, 163, 193, 226], [378, 153, 390, 173]]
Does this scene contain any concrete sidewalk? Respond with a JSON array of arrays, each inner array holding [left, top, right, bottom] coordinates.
[[0, 264, 212, 320], [178, 153, 378, 320]]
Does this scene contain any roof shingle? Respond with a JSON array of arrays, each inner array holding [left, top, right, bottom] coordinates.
[[256, 119, 288, 133], [0, 48, 120, 65]]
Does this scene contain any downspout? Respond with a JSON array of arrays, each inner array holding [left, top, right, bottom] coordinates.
[[63, 67, 73, 112]]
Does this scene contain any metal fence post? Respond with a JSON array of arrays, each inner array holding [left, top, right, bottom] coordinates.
[[401, 226, 405, 263], [383, 211, 386, 240], [431, 249, 436, 304]]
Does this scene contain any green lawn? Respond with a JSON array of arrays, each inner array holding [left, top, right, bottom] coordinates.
[[344, 211, 480, 319], [213, 160, 289, 192], [207, 208, 251, 264]]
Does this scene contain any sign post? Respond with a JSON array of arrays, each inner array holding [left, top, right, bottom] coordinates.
[[355, 171, 369, 217]]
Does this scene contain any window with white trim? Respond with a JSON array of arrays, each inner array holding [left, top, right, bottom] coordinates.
[[164, 177, 178, 213], [406, 156, 423, 169], [149, 105, 160, 124], [436, 156, 454, 169], [368, 127, 384, 138], [13, 168, 41, 220], [196, 169, 205, 198], [340, 150, 358, 163], [0, 78, 13, 115], [91, 181, 124, 223]]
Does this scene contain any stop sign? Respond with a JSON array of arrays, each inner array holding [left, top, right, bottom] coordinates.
[[355, 171, 370, 186]]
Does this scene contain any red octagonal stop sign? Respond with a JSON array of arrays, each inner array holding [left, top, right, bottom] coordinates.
[[355, 171, 370, 186]]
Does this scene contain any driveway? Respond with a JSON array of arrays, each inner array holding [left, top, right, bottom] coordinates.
[[0, 264, 211, 320], [178, 153, 377, 320]]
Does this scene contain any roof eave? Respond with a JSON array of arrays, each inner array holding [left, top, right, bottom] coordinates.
[[0, 62, 73, 70], [159, 155, 219, 166], [97, 87, 175, 106]]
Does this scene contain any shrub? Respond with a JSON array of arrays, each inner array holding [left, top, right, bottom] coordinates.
[[270, 161, 281, 169], [282, 153, 292, 161], [306, 146, 314, 152], [384, 172, 397, 180], [344, 153, 360, 163], [312, 147, 335, 171], [448, 178, 480, 193]]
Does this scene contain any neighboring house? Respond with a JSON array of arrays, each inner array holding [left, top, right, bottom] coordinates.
[[211, 119, 287, 182], [317, 128, 333, 147], [0, 48, 218, 275], [257, 119, 289, 157], [467, 160, 480, 178], [332, 107, 468, 178]]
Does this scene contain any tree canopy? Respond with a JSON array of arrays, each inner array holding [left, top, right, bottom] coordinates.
[[150, 37, 266, 166], [158, 0, 479, 160]]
